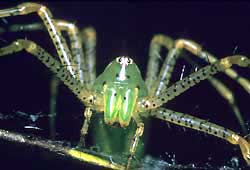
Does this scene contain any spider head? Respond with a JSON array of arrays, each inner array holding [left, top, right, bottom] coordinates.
[[93, 56, 148, 127]]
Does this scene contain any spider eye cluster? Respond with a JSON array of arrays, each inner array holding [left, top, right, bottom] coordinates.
[[116, 56, 133, 65]]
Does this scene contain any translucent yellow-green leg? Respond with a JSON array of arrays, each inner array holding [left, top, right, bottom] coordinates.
[[136, 55, 250, 112], [55, 20, 85, 84], [126, 121, 144, 170], [175, 39, 250, 93], [184, 56, 247, 134], [0, 3, 77, 78], [1, 21, 88, 137], [147, 34, 247, 133], [145, 34, 174, 92], [0, 39, 102, 108], [151, 108, 250, 165], [81, 27, 97, 89], [78, 107, 93, 148], [4, 22, 97, 89]]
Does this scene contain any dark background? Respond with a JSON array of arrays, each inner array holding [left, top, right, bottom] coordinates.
[[0, 1, 250, 169]]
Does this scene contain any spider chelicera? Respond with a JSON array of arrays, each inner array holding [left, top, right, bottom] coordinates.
[[0, 2, 250, 170]]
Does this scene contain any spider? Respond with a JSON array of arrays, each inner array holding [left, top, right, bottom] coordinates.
[[0, 2, 250, 169]]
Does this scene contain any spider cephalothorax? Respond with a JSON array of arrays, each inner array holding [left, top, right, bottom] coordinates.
[[93, 56, 148, 127], [94, 57, 147, 127], [1, 2, 250, 170]]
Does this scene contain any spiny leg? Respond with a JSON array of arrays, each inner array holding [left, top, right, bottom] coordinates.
[[146, 35, 247, 133], [126, 117, 144, 170], [150, 108, 250, 164], [0, 3, 78, 78], [175, 39, 250, 93], [184, 55, 247, 134], [0, 21, 98, 138], [78, 107, 93, 148], [145, 34, 174, 93], [0, 39, 101, 108], [2, 22, 97, 89], [81, 27, 97, 89], [0, 21, 85, 82], [137, 55, 250, 112]]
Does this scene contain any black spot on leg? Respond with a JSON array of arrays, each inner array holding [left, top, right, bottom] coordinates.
[[102, 81, 106, 86], [49, 62, 55, 67], [136, 85, 140, 90], [45, 57, 50, 63], [223, 131, 226, 138], [181, 83, 185, 88], [56, 67, 61, 72], [185, 120, 188, 126]]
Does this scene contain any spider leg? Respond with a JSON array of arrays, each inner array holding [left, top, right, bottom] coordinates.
[[175, 39, 250, 93], [147, 35, 247, 134], [81, 27, 97, 88], [0, 39, 103, 110], [0, 3, 78, 78], [78, 107, 93, 148], [126, 115, 144, 170], [137, 55, 250, 112], [184, 56, 247, 134], [146, 34, 174, 93], [1, 21, 97, 89], [150, 108, 250, 165], [0, 20, 98, 138]]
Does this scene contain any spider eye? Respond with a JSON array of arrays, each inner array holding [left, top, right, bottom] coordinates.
[[116, 57, 122, 63], [127, 58, 133, 64]]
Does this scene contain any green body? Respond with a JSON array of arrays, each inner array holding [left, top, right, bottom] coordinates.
[[92, 56, 148, 156], [93, 57, 148, 127]]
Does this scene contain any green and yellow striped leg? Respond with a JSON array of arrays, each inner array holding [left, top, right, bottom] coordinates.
[[1, 21, 97, 140], [0, 39, 102, 110], [126, 117, 144, 170], [137, 55, 250, 112], [150, 107, 250, 165], [175, 39, 250, 93], [53, 21, 97, 145], [78, 107, 93, 148], [0, 3, 77, 79], [148, 35, 248, 133], [53, 21, 97, 89], [146, 34, 174, 94], [3, 21, 88, 85], [0, 39, 106, 152], [184, 56, 247, 134], [81, 27, 97, 89]]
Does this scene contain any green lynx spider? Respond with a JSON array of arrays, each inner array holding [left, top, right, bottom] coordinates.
[[1, 2, 250, 169]]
